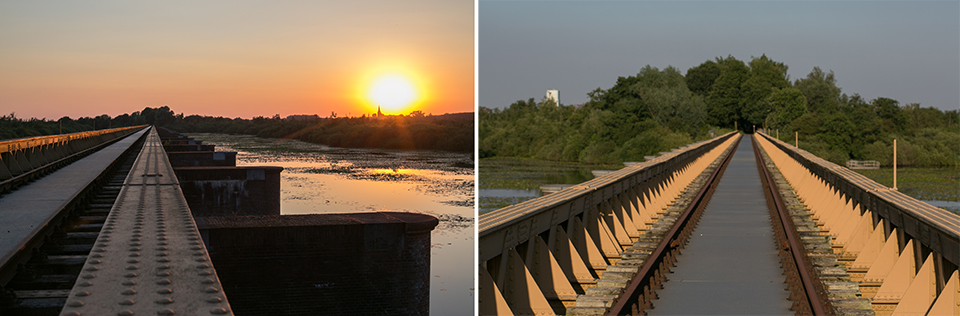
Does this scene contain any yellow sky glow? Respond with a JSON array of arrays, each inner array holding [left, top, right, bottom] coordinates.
[[0, 1, 474, 119]]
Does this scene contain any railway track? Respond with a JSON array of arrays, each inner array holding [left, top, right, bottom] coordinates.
[[0, 133, 146, 315], [607, 135, 829, 315]]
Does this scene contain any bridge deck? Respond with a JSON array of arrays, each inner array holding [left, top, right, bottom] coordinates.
[[59, 127, 233, 316], [0, 128, 148, 269], [650, 136, 792, 315]]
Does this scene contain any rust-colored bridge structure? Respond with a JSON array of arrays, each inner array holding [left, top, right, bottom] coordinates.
[[479, 131, 959, 316]]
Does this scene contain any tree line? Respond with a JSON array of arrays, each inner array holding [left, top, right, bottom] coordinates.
[[480, 55, 959, 167], [0, 106, 474, 153]]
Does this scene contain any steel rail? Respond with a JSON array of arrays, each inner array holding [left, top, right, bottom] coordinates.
[[752, 135, 829, 316], [606, 134, 741, 316]]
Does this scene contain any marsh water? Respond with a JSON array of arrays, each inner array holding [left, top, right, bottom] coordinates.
[[186, 133, 474, 315], [478, 158, 620, 213]]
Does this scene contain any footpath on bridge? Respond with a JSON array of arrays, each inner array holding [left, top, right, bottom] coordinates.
[[649, 136, 792, 315]]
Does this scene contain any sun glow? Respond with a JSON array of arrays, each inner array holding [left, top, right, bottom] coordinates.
[[367, 74, 417, 112]]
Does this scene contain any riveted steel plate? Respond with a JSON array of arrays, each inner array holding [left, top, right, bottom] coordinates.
[[60, 128, 233, 316]]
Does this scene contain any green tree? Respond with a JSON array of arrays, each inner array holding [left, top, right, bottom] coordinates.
[[685, 60, 721, 96], [706, 56, 748, 128], [794, 67, 841, 114]]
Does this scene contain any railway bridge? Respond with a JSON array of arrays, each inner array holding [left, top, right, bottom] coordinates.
[[0, 125, 438, 316], [479, 131, 959, 316]]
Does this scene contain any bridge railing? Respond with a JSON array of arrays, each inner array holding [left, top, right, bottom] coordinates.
[[0, 125, 148, 192], [756, 132, 960, 314], [478, 131, 737, 315]]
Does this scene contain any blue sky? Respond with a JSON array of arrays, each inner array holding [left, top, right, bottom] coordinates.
[[479, 1, 959, 111]]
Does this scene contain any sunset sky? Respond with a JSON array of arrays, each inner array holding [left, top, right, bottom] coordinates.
[[0, 1, 474, 120]]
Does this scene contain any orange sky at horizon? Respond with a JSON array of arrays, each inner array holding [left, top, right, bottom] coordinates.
[[0, 1, 474, 120]]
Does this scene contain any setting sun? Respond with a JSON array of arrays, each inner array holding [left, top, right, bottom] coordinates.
[[367, 74, 418, 113]]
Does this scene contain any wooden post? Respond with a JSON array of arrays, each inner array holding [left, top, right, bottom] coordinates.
[[795, 132, 798, 148], [776, 129, 779, 140], [893, 139, 897, 190]]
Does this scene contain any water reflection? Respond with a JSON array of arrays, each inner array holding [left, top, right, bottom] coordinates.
[[186, 133, 474, 315]]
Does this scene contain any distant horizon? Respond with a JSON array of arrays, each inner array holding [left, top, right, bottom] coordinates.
[[0, 1, 474, 120], [3, 106, 476, 121]]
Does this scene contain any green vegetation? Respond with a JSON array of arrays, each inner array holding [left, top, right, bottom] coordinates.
[[480, 55, 959, 167], [479, 157, 620, 190], [853, 168, 959, 202], [1, 106, 473, 153]]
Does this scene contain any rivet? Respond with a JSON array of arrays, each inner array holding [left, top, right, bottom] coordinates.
[[79, 281, 93, 287], [158, 264, 171, 270], [64, 312, 81, 316], [158, 252, 169, 257], [122, 289, 137, 295], [199, 271, 213, 276], [159, 241, 168, 246], [202, 279, 215, 284], [89, 259, 102, 264], [130, 238, 141, 241], [123, 280, 137, 286], [203, 287, 220, 293], [127, 259, 140, 263], [158, 237, 167, 241], [157, 288, 173, 294], [76, 291, 91, 296], [129, 242, 141, 246], [92, 253, 104, 258], [97, 243, 108, 247], [124, 273, 137, 278], [85, 266, 99, 271], [156, 271, 171, 277], [157, 232, 166, 237], [157, 279, 172, 285], [210, 307, 229, 314], [206, 297, 222, 303], [157, 309, 175, 315], [118, 310, 134, 316], [196, 258, 208, 262], [129, 253, 140, 257], [119, 299, 135, 305], [157, 247, 168, 251], [132, 234, 141, 237], [197, 264, 210, 269], [94, 248, 107, 252], [126, 265, 138, 270], [191, 246, 202, 250], [67, 301, 84, 307], [82, 274, 96, 279], [156, 298, 174, 304], [158, 258, 170, 263]]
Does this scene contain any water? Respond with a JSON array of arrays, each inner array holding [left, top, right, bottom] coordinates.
[[186, 133, 475, 315], [924, 200, 960, 214], [478, 157, 618, 213]]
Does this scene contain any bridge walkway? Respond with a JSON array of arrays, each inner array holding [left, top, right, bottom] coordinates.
[[648, 136, 791, 314], [0, 127, 149, 272]]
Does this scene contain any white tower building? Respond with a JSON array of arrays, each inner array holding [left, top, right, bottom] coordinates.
[[545, 89, 559, 106]]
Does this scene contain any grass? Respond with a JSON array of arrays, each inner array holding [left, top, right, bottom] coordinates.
[[853, 167, 960, 201]]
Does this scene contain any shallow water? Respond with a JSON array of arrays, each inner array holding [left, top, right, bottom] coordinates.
[[924, 200, 960, 214], [186, 133, 475, 315]]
